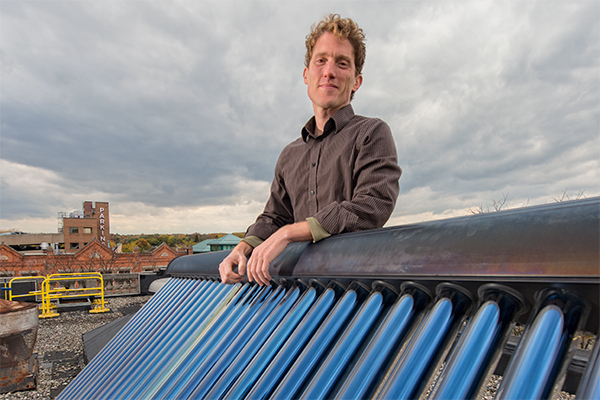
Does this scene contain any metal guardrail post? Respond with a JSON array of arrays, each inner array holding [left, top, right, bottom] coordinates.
[[39, 278, 59, 319], [89, 273, 110, 314]]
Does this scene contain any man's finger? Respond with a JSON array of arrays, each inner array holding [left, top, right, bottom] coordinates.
[[218, 261, 231, 283], [260, 261, 272, 285], [261, 257, 273, 286], [246, 255, 255, 283], [255, 262, 265, 286], [237, 257, 247, 277], [250, 255, 264, 286]]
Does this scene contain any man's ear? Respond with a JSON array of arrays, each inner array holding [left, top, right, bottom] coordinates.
[[303, 67, 309, 84], [353, 74, 363, 92]]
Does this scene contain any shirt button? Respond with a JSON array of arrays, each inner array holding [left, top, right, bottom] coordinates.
[[310, 190, 315, 196], [311, 162, 316, 167]]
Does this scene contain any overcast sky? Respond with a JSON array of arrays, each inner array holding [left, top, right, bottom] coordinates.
[[1, 1, 598, 235]]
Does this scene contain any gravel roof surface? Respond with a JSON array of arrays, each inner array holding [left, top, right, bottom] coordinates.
[[0, 295, 151, 400]]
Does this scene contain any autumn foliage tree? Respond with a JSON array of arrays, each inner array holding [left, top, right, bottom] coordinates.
[[110, 232, 245, 253], [135, 238, 151, 252]]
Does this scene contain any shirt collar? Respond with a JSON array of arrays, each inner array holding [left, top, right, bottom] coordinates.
[[301, 104, 355, 142]]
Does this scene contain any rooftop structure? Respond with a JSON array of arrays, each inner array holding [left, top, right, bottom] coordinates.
[[61, 201, 110, 252], [192, 234, 241, 253], [1, 201, 109, 255]]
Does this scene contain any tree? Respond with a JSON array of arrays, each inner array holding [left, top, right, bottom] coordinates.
[[554, 189, 586, 202], [135, 238, 151, 252], [121, 243, 135, 253], [468, 193, 510, 214]]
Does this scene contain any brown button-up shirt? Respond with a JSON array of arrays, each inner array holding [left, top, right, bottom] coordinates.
[[245, 104, 401, 241]]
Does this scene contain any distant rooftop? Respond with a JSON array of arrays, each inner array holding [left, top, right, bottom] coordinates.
[[192, 234, 241, 253]]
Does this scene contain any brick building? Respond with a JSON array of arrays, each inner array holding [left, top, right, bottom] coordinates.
[[0, 200, 191, 277], [0, 240, 187, 277], [1, 201, 111, 254], [61, 201, 110, 251]]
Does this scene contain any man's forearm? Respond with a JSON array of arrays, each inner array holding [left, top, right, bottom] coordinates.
[[245, 217, 329, 247], [235, 240, 254, 257], [245, 221, 313, 285], [277, 221, 313, 243]]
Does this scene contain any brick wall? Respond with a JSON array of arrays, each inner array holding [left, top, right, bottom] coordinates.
[[0, 240, 189, 277]]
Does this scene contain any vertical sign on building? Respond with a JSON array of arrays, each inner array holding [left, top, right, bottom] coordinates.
[[95, 202, 110, 247], [99, 209, 106, 245]]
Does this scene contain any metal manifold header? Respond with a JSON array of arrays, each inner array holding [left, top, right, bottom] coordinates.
[[168, 197, 599, 331]]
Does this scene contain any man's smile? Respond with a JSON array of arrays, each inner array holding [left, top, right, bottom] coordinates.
[[319, 82, 338, 89]]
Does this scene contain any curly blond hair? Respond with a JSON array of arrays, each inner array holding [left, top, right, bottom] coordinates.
[[305, 14, 366, 76]]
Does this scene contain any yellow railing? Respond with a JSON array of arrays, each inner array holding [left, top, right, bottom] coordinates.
[[7, 276, 45, 301], [8, 273, 110, 318]]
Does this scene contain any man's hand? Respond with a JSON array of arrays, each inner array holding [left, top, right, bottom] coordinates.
[[219, 241, 253, 284], [246, 230, 291, 286], [246, 222, 313, 286]]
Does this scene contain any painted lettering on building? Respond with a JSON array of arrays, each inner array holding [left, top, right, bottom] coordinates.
[[99, 208, 106, 245]]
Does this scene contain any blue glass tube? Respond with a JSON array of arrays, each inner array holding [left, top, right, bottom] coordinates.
[[496, 305, 564, 399], [187, 285, 301, 399], [334, 293, 417, 400], [90, 279, 224, 399], [376, 298, 454, 400], [65, 278, 206, 399], [430, 301, 500, 400], [169, 284, 281, 400], [577, 340, 600, 399], [269, 286, 362, 400], [57, 277, 182, 399], [207, 285, 319, 400], [298, 291, 386, 400], [245, 285, 343, 400]]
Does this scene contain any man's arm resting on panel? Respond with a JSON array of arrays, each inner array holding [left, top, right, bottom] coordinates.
[[243, 217, 329, 247], [219, 218, 330, 285], [245, 221, 314, 286]]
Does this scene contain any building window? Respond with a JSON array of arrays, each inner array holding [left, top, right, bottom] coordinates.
[[83, 227, 93, 234], [0, 255, 8, 261], [70, 243, 79, 250], [69, 227, 79, 234]]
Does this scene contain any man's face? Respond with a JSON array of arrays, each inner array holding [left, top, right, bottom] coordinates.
[[303, 32, 363, 116]]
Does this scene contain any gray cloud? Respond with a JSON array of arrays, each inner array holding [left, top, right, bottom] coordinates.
[[1, 1, 598, 233]]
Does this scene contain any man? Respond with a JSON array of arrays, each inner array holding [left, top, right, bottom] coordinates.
[[219, 14, 401, 285]]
